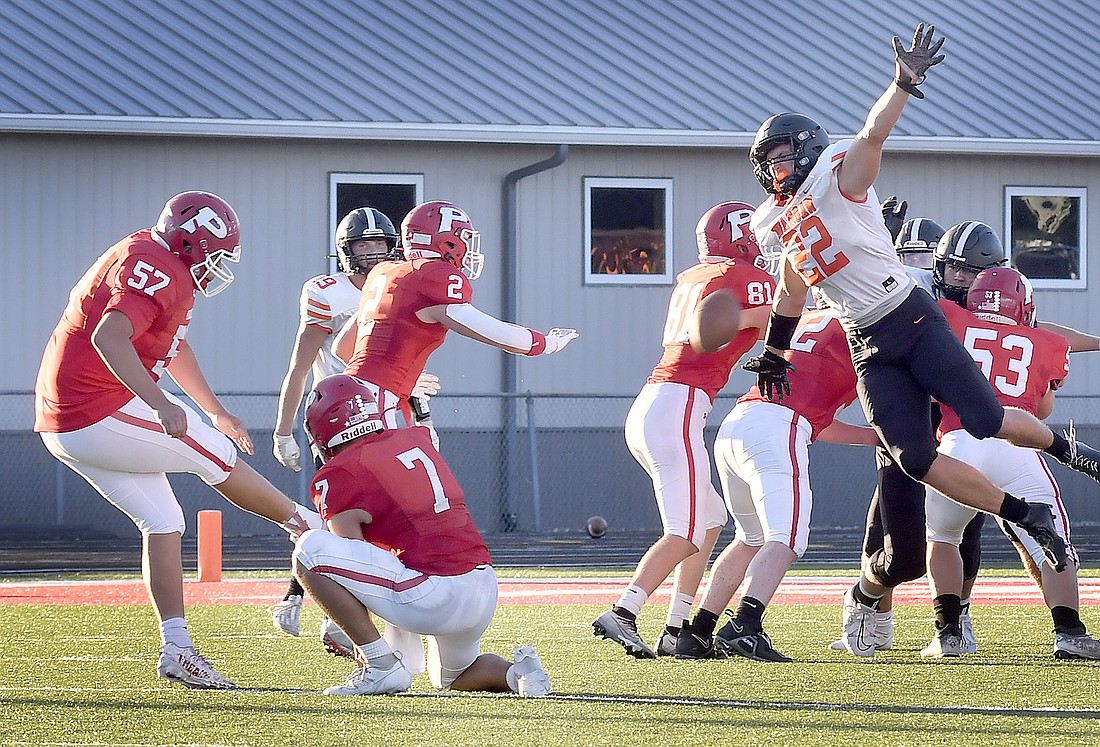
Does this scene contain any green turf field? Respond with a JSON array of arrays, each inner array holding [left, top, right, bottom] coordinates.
[[2, 593, 1099, 746]]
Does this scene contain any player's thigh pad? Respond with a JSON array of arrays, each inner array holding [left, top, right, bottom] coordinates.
[[625, 383, 724, 545], [715, 401, 812, 556]]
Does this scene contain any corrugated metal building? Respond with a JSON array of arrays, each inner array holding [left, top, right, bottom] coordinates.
[[3, 0, 1099, 535]]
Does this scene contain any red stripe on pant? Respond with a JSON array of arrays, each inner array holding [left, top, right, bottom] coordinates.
[[110, 410, 233, 473]]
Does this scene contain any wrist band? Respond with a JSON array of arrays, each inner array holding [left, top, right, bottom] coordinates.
[[895, 77, 925, 99], [525, 329, 547, 356], [764, 312, 800, 351]]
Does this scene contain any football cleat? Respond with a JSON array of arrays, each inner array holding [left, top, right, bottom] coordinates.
[[271, 594, 303, 637], [157, 643, 237, 690], [323, 660, 412, 696], [512, 645, 552, 697], [840, 587, 877, 658], [656, 628, 678, 657], [1062, 422, 1100, 485], [959, 609, 978, 654], [828, 609, 892, 652], [592, 610, 656, 659], [920, 629, 967, 659], [1016, 503, 1068, 573], [1054, 632, 1100, 660], [320, 616, 356, 659], [674, 621, 727, 660], [717, 629, 793, 663]]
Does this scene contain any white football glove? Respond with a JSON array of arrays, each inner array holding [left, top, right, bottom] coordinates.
[[412, 371, 441, 399], [273, 433, 301, 472], [543, 328, 579, 355]]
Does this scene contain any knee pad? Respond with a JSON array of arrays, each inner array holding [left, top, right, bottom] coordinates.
[[958, 404, 1004, 441], [960, 514, 986, 579], [868, 545, 926, 588], [893, 441, 938, 482], [291, 528, 325, 569]]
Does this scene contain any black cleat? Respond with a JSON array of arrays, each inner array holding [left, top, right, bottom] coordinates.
[[1017, 503, 1068, 573], [673, 621, 727, 660], [1062, 422, 1100, 484], [716, 629, 793, 663]]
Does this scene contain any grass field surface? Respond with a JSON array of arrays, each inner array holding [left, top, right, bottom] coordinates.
[[3, 574, 1100, 746]]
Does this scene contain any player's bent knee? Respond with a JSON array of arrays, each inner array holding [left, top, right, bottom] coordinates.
[[291, 528, 326, 567], [958, 406, 1004, 442], [896, 446, 937, 482], [135, 507, 185, 536]]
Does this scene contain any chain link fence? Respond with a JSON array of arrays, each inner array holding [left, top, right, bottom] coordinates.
[[4, 391, 1100, 540]]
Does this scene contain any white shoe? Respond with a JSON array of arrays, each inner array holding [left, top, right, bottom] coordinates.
[[1054, 631, 1100, 660], [920, 630, 967, 658], [959, 610, 977, 654], [271, 595, 303, 637], [157, 643, 236, 690], [320, 616, 355, 659], [828, 609, 889, 651], [655, 628, 678, 657], [840, 587, 876, 658], [512, 645, 552, 697], [323, 660, 412, 696]]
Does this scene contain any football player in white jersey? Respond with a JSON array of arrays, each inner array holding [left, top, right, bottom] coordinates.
[[270, 207, 438, 653], [742, 23, 1100, 658]]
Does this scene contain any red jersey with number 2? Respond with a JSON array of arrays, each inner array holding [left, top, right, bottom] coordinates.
[[648, 259, 775, 401], [738, 309, 858, 440], [937, 300, 1070, 435], [34, 230, 195, 433], [344, 258, 473, 399], [311, 427, 491, 576]]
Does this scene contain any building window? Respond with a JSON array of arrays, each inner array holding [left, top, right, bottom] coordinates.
[[329, 173, 423, 272], [584, 177, 673, 285], [1005, 186, 1087, 289]]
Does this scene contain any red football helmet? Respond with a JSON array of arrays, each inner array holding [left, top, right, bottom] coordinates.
[[967, 267, 1036, 327], [153, 191, 241, 297], [695, 201, 764, 268], [304, 375, 385, 462], [400, 200, 483, 280]]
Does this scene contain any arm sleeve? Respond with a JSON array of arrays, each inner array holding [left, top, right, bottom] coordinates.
[[443, 303, 541, 354]]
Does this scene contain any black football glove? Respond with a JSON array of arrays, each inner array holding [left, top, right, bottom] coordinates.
[[742, 350, 795, 403], [893, 23, 946, 99], [881, 195, 908, 243]]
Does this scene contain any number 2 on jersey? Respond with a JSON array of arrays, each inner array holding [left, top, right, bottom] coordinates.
[[396, 447, 451, 513]]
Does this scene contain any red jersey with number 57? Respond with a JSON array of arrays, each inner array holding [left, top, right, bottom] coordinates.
[[937, 300, 1070, 435], [738, 309, 858, 440], [344, 258, 473, 399], [311, 427, 491, 576], [34, 230, 195, 433], [648, 259, 775, 401]]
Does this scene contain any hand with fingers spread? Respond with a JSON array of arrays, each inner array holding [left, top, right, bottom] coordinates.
[[742, 350, 795, 403], [881, 195, 908, 243], [412, 371, 441, 400], [543, 328, 579, 354], [893, 23, 946, 99]]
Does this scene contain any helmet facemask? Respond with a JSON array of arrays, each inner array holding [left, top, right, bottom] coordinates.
[[191, 244, 241, 298]]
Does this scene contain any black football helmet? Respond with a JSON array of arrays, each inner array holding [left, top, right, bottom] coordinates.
[[895, 218, 945, 270], [750, 113, 830, 197], [334, 207, 398, 274], [933, 221, 1006, 304]]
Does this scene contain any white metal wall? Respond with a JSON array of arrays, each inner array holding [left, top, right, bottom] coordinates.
[[5, 133, 1099, 430]]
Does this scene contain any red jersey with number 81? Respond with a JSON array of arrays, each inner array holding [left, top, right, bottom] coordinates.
[[648, 259, 775, 400], [34, 230, 195, 433], [344, 258, 473, 399], [311, 427, 491, 576], [937, 300, 1070, 435]]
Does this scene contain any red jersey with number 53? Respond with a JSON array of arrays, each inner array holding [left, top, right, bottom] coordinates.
[[34, 230, 195, 433], [738, 309, 858, 440], [344, 258, 473, 399], [311, 427, 491, 576], [937, 300, 1070, 435], [648, 259, 775, 401]]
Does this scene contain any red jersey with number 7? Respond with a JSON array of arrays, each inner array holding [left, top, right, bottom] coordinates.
[[34, 230, 196, 433], [648, 259, 775, 401], [344, 258, 473, 400], [311, 427, 491, 576]]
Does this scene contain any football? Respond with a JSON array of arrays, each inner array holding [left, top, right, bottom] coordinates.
[[585, 515, 608, 539], [689, 289, 742, 353]]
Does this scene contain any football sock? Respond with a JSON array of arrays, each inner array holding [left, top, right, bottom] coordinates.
[[1052, 605, 1086, 636], [732, 596, 765, 633], [357, 638, 397, 669], [692, 608, 720, 637], [853, 579, 883, 609], [284, 577, 305, 600], [1044, 431, 1072, 463], [614, 585, 647, 618], [933, 594, 962, 632], [665, 592, 694, 631], [160, 617, 192, 649], [997, 493, 1029, 524]]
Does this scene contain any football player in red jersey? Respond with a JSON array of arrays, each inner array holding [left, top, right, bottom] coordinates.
[[674, 306, 879, 661], [292, 375, 552, 696], [335, 200, 577, 429], [924, 268, 1100, 659], [592, 202, 776, 659], [33, 191, 323, 690]]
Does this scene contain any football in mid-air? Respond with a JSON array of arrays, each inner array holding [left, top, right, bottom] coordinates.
[[689, 289, 742, 353], [586, 516, 608, 539]]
